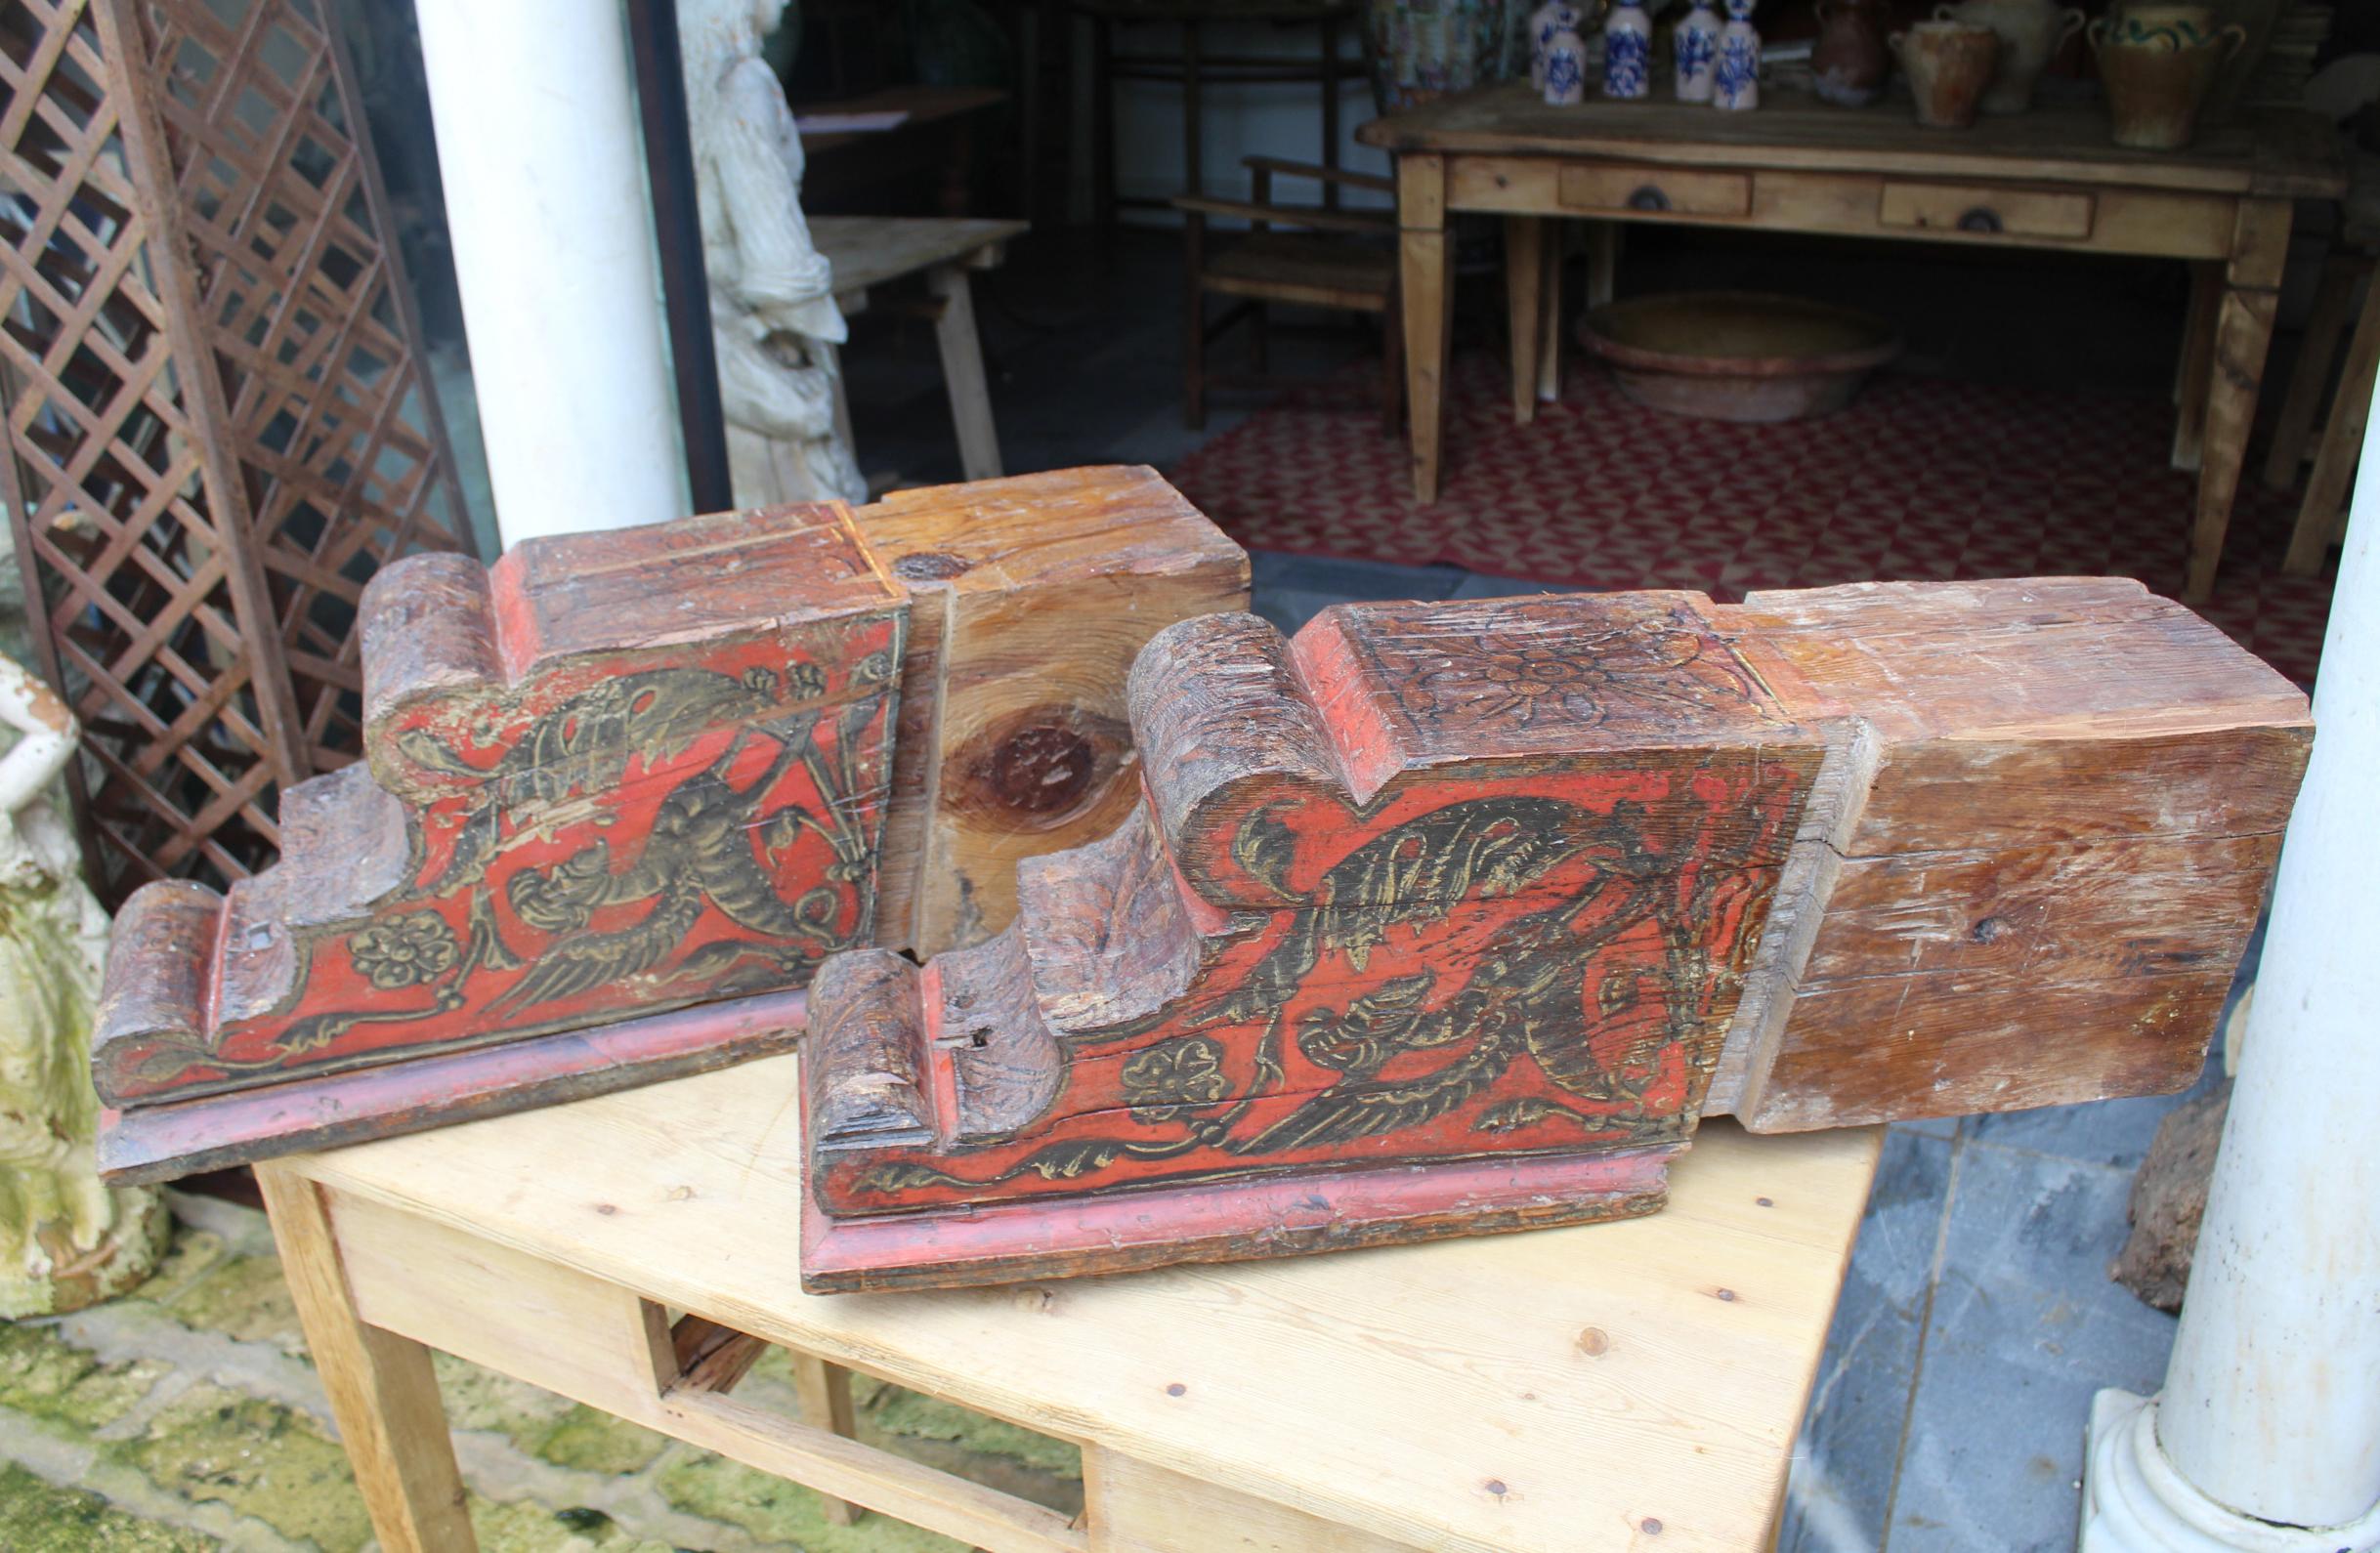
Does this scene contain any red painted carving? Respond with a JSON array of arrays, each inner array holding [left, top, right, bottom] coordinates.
[[95, 504, 903, 1108], [798, 580, 2311, 1291]]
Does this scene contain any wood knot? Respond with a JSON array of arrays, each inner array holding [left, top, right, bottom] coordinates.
[[1166, 1382, 1187, 1397], [1640, 1516, 1664, 1533], [1576, 1326, 1610, 1356], [1972, 915, 2007, 943], [893, 551, 973, 581], [950, 704, 1128, 826]]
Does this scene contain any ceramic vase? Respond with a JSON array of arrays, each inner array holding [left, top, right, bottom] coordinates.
[[1602, 0, 1652, 99], [1889, 20, 1999, 127], [1676, 0, 1721, 102], [1810, 0, 1892, 106], [1365, 0, 1514, 111], [2088, 15, 2243, 148], [1544, 25, 1590, 101], [1529, 0, 1587, 89], [1934, 0, 2085, 113], [1713, 0, 1761, 109]]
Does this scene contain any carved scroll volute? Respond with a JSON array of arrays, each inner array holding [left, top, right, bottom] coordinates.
[[803, 598, 1828, 1230]]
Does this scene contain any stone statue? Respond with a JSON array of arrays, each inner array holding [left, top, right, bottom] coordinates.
[[680, 0, 867, 508], [0, 651, 167, 1318]]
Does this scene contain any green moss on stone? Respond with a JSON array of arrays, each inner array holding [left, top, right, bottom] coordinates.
[[119, 1382, 372, 1553], [467, 1492, 677, 1552], [531, 1404, 669, 1475], [864, 1384, 1083, 1480], [0, 1463, 216, 1552], [657, 1450, 969, 1552], [122, 1227, 231, 1307], [156, 1254, 304, 1354], [432, 1352, 574, 1449]]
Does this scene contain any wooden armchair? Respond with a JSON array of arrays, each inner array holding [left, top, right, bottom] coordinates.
[[1174, 156, 1400, 432]]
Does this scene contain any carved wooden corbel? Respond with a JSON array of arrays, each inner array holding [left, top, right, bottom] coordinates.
[[93, 468, 1245, 1181], [799, 579, 2310, 1290]]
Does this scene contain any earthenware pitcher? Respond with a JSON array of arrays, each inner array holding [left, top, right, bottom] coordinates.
[[1810, 0, 1892, 106], [2088, 15, 2242, 148], [1889, 20, 2000, 127], [1934, 0, 2084, 112]]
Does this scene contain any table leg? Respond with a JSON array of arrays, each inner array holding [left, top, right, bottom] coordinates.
[[1585, 221, 1620, 310], [2184, 200, 2290, 606], [1397, 154, 1451, 502], [2172, 261, 2220, 472], [2264, 252, 2362, 490], [1507, 215, 1546, 423], [2185, 284, 2280, 603], [1536, 218, 1562, 403], [789, 1354, 861, 1526], [257, 1163, 477, 1553], [2284, 267, 2380, 573], [927, 262, 1003, 482]]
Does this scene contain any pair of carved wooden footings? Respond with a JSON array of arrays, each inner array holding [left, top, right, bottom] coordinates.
[[798, 578, 2311, 1291], [91, 467, 1247, 1182]]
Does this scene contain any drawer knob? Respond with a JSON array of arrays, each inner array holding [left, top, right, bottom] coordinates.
[[1628, 185, 1670, 213], [1957, 206, 2003, 234]]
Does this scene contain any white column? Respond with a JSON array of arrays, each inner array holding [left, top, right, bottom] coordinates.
[[415, 0, 684, 545], [2081, 395, 2380, 1547]]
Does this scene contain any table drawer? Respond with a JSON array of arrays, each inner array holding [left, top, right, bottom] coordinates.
[[1877, 182, 2097, 241], [1559, 164, 1751, 219]]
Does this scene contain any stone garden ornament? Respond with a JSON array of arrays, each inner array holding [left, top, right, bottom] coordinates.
[[680, 0, 867, 508], [0, 651, 165, 1317]]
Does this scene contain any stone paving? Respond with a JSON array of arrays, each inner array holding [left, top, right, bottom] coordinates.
[[0, 1192, 1082, 1551]]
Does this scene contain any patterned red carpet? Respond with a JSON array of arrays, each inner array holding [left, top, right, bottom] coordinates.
[[1168, 354, 2334, 684]]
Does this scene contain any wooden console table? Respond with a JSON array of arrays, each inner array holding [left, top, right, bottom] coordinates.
[[1358, 85, 2343, 603], [256, 1054, 1881, 1551]]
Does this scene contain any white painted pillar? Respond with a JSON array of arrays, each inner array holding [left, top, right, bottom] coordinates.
[[2081, 398, 2380, 1547], [415, 0, 684, 545]]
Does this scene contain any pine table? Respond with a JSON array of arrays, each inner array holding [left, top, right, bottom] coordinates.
[[256, 1053, 1881, 1552], [1357, 84, 2344, 603]]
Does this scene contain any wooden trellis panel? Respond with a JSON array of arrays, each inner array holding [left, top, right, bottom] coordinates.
[[0, 0, 473, 904]]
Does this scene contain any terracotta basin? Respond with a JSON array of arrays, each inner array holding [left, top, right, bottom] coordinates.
[[1577, 292, 1903, 422]]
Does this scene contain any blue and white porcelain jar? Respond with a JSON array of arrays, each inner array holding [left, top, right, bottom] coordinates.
[[1543, 25, 1589, 102], [1602, 0, 1652, 99], [1714, 0, 1762, 108], [1529, 0, 1587, 90], [1676, 0, 1721, 101]]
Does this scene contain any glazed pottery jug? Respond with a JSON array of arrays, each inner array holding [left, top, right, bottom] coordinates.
[[2106, 2, 2218, 47], [1364, 0, 1513, 110], [1889, 20, 1999, 127], [2088, 18, 2242, 147], [1603, 0, 1653, 99], [1811, 0, 1892, 106], [1676, 0, 1721, 102], [1714, 0, 1761, 108], [1529, 0, 1586, 89], [1935, 0, 2084, 112]]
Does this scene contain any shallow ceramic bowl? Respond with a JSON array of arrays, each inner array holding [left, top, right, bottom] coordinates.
[[1577, 291, 1903, 422]]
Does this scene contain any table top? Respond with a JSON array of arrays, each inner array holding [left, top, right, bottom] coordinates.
[[1357, 82, 2344, 199], [292, 1054, 1884, 1553], [793, 87, 1009, 157], [810, 216, 1030, 297]]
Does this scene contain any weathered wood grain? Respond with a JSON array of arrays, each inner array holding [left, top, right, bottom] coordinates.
[[801, 577, 2307, 1289], [93, 468, 1245, 1181], [854, 466, 1249, 953]]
